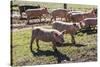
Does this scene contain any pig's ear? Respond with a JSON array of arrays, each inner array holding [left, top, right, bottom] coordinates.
[[61, 30, 66, 35], [53, 32, 58, 38], [54, 33, 58, 36], [73, 23, 76, 26]]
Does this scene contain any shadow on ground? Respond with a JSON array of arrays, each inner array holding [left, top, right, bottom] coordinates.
[[79, 28, 97, 35], [31, 49, 70, 63], [56, 43, 86, 47]]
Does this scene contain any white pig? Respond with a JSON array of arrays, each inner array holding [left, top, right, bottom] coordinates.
[[30, 27, 65, 51]]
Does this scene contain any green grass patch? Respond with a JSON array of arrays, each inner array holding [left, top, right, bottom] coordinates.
[[12, 27, 97, 66]]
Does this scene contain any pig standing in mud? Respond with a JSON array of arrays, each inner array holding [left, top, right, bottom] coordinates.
[[30, 27, 65, 51], [52, 21, 81, 44]]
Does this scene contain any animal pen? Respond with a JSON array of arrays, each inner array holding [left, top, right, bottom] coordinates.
[[11, 0, 97, 66]]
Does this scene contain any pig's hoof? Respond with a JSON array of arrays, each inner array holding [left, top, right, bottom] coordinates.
[[72, 42, 76, 45], [54, 48, 58, 52], [37, 48, 40, 51], [30, 49, 33, 52]]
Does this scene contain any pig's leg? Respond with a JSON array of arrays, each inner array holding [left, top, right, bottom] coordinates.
[[50, 17, 53, 22], [54, 17, 56, 21], [65, 17, 68, 22], [52, 42, 57, 51], [39, 16, 41, 23], [20, 12, 22, 19], [71, 34, 76, 45], [27, 17, 30, 24], [30, 37, 35, 52], [43, 15, 46, 22], [36, 39, 40, 50], [61, 17, 62, 21]]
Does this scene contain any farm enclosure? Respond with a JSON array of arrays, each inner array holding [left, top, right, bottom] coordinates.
[[11, 0, 97, 66]]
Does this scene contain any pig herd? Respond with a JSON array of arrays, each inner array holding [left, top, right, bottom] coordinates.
[[26, 7, 97, 51]]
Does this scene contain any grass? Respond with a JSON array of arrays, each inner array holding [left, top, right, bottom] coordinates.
[[11, 1, 97, 66], [12, 25, 97, 66]]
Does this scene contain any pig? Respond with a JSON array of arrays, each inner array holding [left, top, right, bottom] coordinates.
[[19, 5, 40, 19], [92, 8, 97, 17], [25, 8, 48, 24], [52, 21, 81, 44], [67, 9, 97, 22], [51, 9, 70, 22], [67, 12, 85, 22], [83, 9, 97, 18], [30, 27, 65, 51], [80, 18, 97, 28]]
